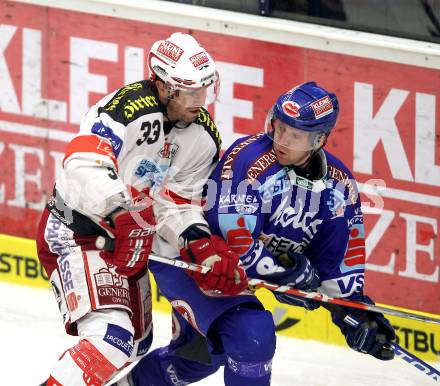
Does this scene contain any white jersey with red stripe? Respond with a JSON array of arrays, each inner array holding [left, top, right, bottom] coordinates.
[[55, 80, 221, 248]]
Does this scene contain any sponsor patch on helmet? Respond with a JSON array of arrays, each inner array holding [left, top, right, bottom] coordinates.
[[282, 101, 300, 118], [157, 41, 184, 62], [190, 51, 210, 69], [311, 96, 333, 119]]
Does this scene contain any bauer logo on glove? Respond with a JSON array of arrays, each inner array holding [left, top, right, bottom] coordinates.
[[128, 228, 155, 238]]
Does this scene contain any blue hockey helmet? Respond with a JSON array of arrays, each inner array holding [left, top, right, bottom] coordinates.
[[265, 82, 339, 150]]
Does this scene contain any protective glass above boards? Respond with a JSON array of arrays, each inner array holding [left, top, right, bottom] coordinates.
[[164, 0, 440, 44]]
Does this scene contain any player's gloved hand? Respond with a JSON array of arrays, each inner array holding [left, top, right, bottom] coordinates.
[[276, 252, 321, 290], [332, 296, 395, 360], [180, 235, 248, 295], [100, 207, 155, 278], [268, 252, 321, 310]]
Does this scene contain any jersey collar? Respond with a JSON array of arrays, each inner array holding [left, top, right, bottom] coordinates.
[[286, 149, 328, 192]]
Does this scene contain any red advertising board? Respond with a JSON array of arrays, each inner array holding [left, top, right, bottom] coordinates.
[[0, 1, 438, 313]]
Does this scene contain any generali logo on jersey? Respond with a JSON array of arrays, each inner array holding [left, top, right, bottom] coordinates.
[[157, 41, 184, 62]]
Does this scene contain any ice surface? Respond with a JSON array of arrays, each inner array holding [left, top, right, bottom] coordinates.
[[0, 282, 436, 386]]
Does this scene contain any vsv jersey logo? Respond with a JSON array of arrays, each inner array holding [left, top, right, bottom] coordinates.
[[337, 274, 364, 295]]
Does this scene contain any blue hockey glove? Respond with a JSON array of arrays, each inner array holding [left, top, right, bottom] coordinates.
[[269, 252, 321, 310], [332, 296, 395, 361], [275, 252, 321, 290]]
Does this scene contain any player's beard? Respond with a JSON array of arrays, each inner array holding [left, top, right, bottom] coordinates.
[[166, 100, 200, 124]]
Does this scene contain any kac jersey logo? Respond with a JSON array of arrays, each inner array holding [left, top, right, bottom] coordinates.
[[158, 142, 179, 159]]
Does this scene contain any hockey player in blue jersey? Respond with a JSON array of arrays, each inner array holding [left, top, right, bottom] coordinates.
[[112, 82, 396, 386]]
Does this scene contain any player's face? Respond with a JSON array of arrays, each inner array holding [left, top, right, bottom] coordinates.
[[272, 120, 313, 166], [155, 81, 200, 123], [166, 97, 201, 123], [166, 82, 218, 124]]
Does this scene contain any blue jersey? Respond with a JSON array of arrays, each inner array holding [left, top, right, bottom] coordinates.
[[205, 133, 365, 299]]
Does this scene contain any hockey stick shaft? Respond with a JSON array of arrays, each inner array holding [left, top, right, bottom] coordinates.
[[95, 236, 440, 325], [95, 236, 210, 274], [247, 279, 440, 325], [324, 302, 440, 382], [152, 253, 210, 273], [392, 344, 440, 382]]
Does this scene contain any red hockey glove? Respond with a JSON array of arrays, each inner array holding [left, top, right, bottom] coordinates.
[[180, 235, 248, 295], [101, 207, 155, 278]]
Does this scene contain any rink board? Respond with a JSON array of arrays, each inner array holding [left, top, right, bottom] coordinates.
[[2, 234, 439, 363], [0, 0, 439, 315]]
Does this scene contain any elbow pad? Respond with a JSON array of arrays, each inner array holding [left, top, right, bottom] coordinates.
[[59, 158, 130, 217]]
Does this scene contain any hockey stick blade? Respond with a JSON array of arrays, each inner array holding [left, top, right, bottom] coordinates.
[[95, 236, 440, 325]]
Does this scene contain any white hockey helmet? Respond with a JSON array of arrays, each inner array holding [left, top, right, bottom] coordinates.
[[148, 32, 219, 106]]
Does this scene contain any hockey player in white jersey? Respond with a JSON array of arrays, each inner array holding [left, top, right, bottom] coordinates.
[[36, 32, 247, 386]]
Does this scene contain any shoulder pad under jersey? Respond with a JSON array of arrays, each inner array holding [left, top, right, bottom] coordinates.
[[99, 80, 162, 124], [196, 107, 222, 163], [220, 133, 272, 181], [325, 150, 358, 205]]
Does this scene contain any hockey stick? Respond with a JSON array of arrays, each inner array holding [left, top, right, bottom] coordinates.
[[95, 235, 210, 273], [323, 302, 440, 383], [96, 237, 440, 381], [95, 236, 440, 325], [247, 279, 440, 325], [145, 250, 440, 382]]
